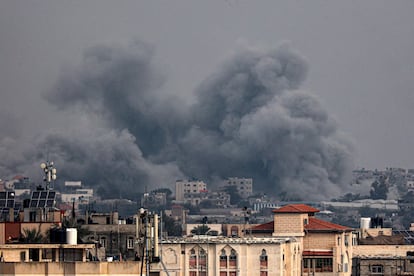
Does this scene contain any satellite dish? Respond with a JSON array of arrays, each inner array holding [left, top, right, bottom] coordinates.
[[40, 163, 47, 169]]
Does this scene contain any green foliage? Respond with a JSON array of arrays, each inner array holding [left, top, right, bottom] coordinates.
[[191, 225, 211, 235], [22, 226, 44, 243]]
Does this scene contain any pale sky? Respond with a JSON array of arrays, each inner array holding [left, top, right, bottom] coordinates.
[[1, 0, 414, 181]]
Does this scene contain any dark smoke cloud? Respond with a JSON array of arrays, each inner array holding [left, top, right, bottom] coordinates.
[[1, 40, 354, 200], [177, 45, 354, 199], [32, 128, 183, 198]]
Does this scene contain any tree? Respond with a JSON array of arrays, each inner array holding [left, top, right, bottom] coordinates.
[[22, 226, 44, 243], [191, 225, 211, 235]]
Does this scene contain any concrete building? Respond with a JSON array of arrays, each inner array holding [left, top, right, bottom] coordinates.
[[250, 204, 354, 275], [0, 261, 144, 276], [175, 180, 207, 205], [151, 235, 301, 276], [141, 191, 168, 208], [224, 177, 253, 199], [351, 225, 414, 275]]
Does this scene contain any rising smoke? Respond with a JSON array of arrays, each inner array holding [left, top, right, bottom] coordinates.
[[1, 40, 354, 200]]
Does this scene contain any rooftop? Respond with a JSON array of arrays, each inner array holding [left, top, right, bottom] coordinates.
[[162, 236, 295, 244], [273, 204, 319, 214], [305, 217, 352, 232]]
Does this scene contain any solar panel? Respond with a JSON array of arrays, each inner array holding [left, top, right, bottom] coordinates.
[[0, 191, 15, 208], [29, 191, 56, 208]]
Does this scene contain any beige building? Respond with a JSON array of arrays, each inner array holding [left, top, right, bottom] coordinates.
[[151, 236, 301, 276], [251, 204, 354, 276], [0, 260, 145, 275], [175, 180, 207, 204], [224, 177, 253, 199], [352, 226, 414, 275]]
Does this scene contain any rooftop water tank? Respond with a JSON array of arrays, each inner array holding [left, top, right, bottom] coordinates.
[[66, 228, 77, 245], [360, 217, 371, 229]]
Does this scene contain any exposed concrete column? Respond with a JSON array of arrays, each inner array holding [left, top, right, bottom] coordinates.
[[54, 248, 59, 262]]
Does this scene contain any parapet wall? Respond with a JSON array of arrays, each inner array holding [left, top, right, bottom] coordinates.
[[0, 261, 144, 276], [353, 245, 414, 257]]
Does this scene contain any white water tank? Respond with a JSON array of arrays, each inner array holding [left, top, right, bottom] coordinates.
[[66, 228, 78, 245], [360, 217, 371, 229]]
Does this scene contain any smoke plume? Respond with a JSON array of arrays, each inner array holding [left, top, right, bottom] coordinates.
[[1, 40, 354, 200]]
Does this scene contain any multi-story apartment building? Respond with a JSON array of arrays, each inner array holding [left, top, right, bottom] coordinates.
[[175, 180, 207, 205], [251, 204, 354, 276], [224, 177, 253, 199]]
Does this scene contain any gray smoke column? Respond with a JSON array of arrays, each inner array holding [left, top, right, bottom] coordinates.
[[27, 40, 353, 200], [177, 44, 354, 200], [40, 40, 186, 198]]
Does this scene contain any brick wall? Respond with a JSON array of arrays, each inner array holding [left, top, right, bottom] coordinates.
[[273, 213, 306, 237]]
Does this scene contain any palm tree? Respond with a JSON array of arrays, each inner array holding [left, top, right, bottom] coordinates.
[[22, 226, 44, 243], [191, 225, 211, 235]]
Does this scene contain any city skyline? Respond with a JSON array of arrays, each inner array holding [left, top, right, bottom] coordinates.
[[1, 1, 413, 199]]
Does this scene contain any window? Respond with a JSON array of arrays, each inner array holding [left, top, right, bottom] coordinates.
[[220, 248, 238, 275], [189, 247, 208, 275], [190, 249, 197, 269], [229, 249, 237, 268], [100, 237, 107, 248], [199, 249, 207, 270], [127, 237, 134, 249], [371, 264, 383, 274], [303, 258, 333, 273], [344, 235, 349, 246], [220, 249, 227, 268], [316, 258, 332, 272], [260, 249, 268, 276], [20, 251, 26, 262]]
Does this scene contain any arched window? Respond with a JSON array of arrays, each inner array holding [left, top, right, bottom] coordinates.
[[229, 249, 237, 268], [199, 249, 207, 272], [220, 248, 238, 276], [230, 226, 239, 237], [220, 249, 227, 268], [190, 249, 197, 269], [189, 247, 208, 276], [260, 249, 268, 276]]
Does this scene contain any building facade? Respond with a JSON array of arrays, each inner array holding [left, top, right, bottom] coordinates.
[[151, 236, 301, 276], [175, 180, 207, 205], [224, 178, 253, 199]]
